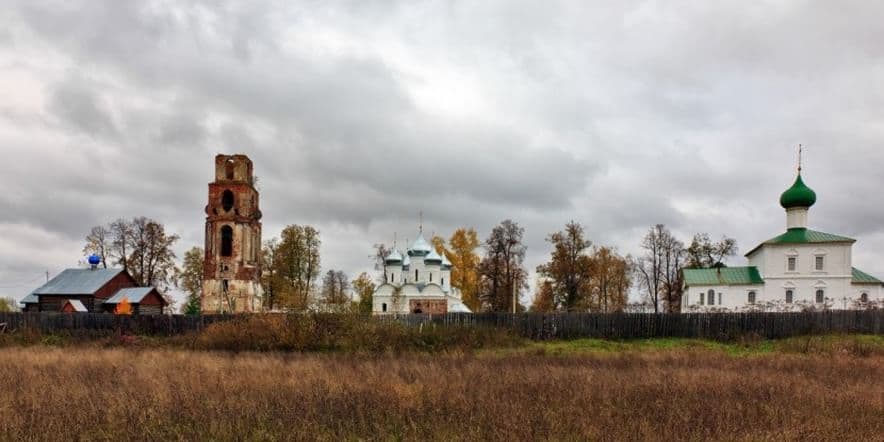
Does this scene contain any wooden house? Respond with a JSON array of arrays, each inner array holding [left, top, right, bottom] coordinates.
[[24, 268, 167, 314], [102, 287, 166, 315]]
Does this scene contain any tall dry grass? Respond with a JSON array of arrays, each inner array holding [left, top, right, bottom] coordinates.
[[0, 347, 880, 441]]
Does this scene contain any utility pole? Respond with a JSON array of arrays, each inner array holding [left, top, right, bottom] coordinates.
[[45, 271, 49, 283]]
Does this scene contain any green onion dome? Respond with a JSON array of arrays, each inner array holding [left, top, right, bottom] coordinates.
[[780, 174, 817, 209]]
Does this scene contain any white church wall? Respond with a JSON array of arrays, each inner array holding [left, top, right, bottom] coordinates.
[[683, 285, 763, 312]]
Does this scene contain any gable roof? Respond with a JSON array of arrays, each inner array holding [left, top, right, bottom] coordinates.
[[105, 287, 157, 304], [852, 267, 883, 285], [20, 293, 38, 305], [62, 299, 88, 313], [33, 269, 125, 296], [683, 267, 765, 287], [745, 228, 856, 257]]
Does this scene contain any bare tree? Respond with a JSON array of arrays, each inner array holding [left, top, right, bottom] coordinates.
[[635, 224, 684, 313], [83, 225, 111, 268]]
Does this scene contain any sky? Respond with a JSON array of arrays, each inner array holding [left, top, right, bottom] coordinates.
[[2, 1, 883, 309]]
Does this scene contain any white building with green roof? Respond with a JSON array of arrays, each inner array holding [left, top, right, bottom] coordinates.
[[372, 231, 471, 314], [682, 169, 883, 312]]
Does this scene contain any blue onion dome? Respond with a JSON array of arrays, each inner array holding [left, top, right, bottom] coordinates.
[[425, 249, 443, 264], [88, 254, 101, 266], [408, 234, 433, 256], [780, 174, 817, 209], [384, 249, 403, 264]]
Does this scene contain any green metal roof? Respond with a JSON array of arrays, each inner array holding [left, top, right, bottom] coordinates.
[[780, 174, 817, 209], [745, 228, 855, 256], [683, 267, 765, 287], [852, 267, 884, 285]]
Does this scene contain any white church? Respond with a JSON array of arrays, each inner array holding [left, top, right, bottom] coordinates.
[[682, 166, 883, 312], [372, 231, 472, 314]]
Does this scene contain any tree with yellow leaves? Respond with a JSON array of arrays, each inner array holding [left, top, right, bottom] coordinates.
[[114, 297, 132, 315], [432, 228, 481, 312]]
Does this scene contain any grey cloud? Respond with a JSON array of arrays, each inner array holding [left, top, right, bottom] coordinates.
[[2, 0, 884, 303]]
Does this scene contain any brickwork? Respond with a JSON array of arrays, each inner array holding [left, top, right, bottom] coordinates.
[[201, 154, 264, 313]]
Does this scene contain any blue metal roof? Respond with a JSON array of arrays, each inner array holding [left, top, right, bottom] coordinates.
[[425, 249, 443, 264], [105, 287, 154, 304], [33, 269, 125, 296], [408, 235, 432, 255], [20, 293, 38, 304]]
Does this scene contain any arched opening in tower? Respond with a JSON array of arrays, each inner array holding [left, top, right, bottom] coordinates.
[[221, 190, 235, 212], [221, 225, 234, 257]]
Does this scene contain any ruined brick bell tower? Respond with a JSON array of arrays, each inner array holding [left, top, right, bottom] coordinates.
[[201, 154, 263, 313]]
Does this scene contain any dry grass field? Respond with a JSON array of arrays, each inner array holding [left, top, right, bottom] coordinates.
[[0, 336, 881, 441]]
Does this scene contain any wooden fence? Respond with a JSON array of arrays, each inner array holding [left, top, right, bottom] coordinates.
[[0, 310, 881, 341]]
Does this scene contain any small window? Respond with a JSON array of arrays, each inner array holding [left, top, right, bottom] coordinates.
[[815, 256, 824, 271], [441, 278, 445, 286], [429, 273, 433, 283], [860, 293, 869, 303], [815, 289, 824, 303], [220, 226, 233, 257], [221, 279, 229, 293], [382, 303, 387, 312], [788, 257, 797, 272], [786, 290, 794, 303], [225, 159, 235, 180], [699, 293, 704, 306], [748, 291, 756, 304], [415, 269, 419, 281], [707, 289, 715, 306], [221, 190, 235, 212], [718, 293, 722, 305]]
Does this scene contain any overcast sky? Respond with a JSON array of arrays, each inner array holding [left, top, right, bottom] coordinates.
[[2, 1, 883, 308]]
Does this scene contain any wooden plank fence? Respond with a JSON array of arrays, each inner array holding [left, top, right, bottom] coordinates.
[[0, 310, 881, 341]]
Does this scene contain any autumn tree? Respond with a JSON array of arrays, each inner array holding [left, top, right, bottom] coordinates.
[[0, 297, 17, 313], [479, 220, 528, 312], [531, 280, 556, 312], [372, 243, 391, 284], [82, 225, 110, 268], [432, 228, 481, 312], [261, 238, 282, 310], [274, 225, 321, 311], [127, 217, 180, 291], [635, 224, 685, 313], [686, 233, 738, 269], [352, 272, 376, 314], [321, 270, 350, 310], [179, 247, 204, 315], [84, 217, 179, 291], [114, 297, 132, 315], [589, 247, 631, 313], [536, 221, 594, 311]]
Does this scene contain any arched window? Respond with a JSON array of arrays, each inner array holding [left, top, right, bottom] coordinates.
[[815, 289, 824, 303], [221, 190, 235, 212], [225, 159, 235, 180], [785, 290, 794, 304], [441, 278, 445, 287], [220, 226, 233, 257], [382, 303, 387, 313], [861, 293, 869, 303], [707, 289, 715, 306], [415, 269, 419, 281], [429, 273, 433, 283], [748, 291, 756, 304]]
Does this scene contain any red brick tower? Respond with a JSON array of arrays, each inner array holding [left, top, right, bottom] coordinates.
[[201, 154, 263, 313]]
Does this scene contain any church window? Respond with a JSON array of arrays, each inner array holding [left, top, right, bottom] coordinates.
[[860, 293, 869, 303], [787, 257, 797, 272], [382, 303, 387, 313], [699, 293, 704, 306], [748, 291, 756, 304], [785, 290, 794, 303], [441, 278, 445, 286], [220, 226, 233, 257], [221, 280, 229, 293], [707, 289, 715, 306], [389, 273, 394, 283], [415, 269, 419, 281], [222, 190, 235, 212], [815, 289, 824, 303], [430, 273, 433, 283], [815, 256, 824, 271]]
